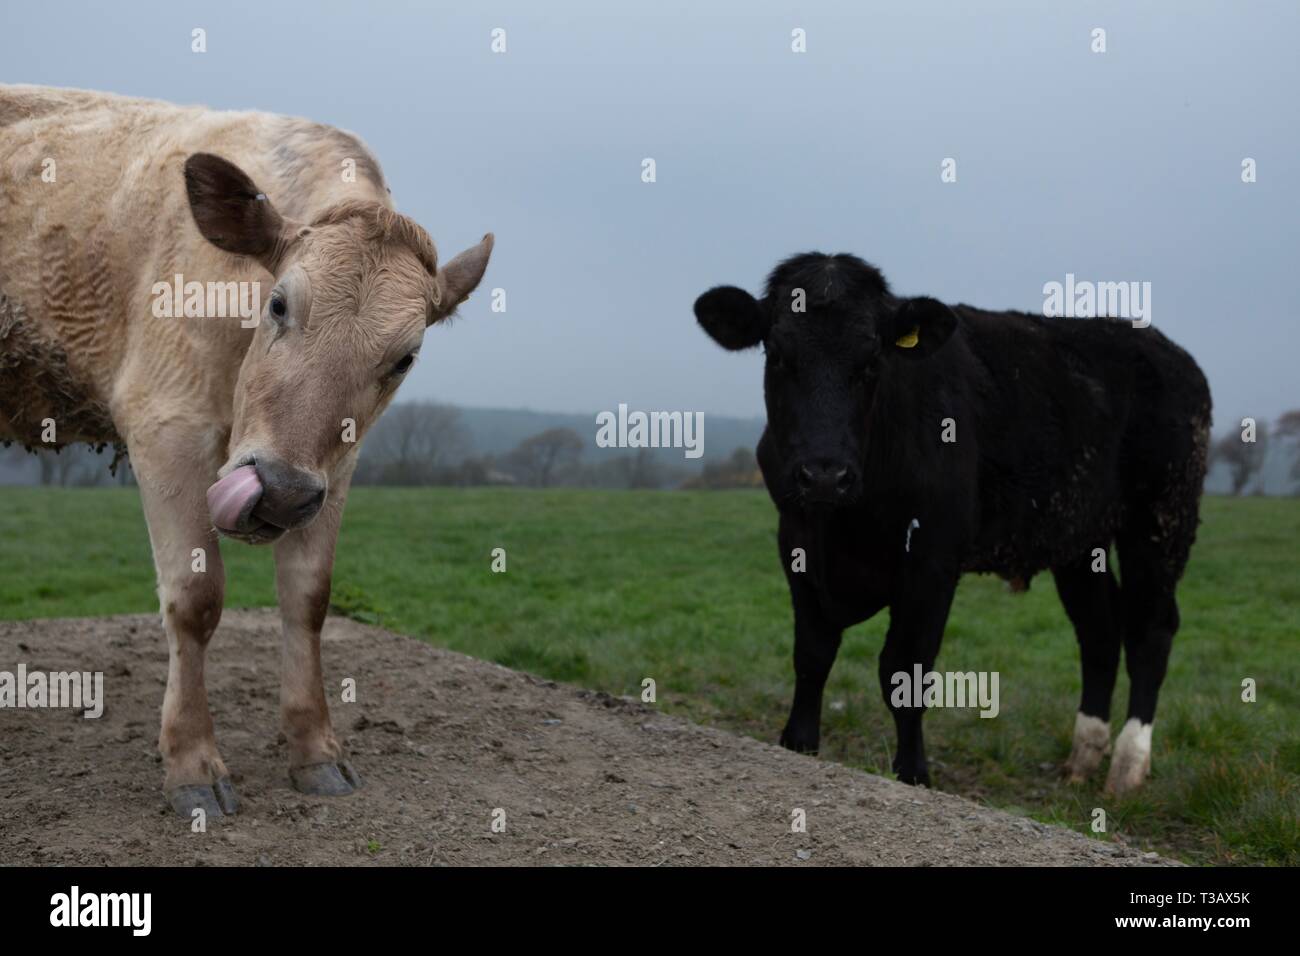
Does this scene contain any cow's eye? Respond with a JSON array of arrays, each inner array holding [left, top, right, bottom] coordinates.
[[269, 294, 287, 320], [392, 353, 415, 375]]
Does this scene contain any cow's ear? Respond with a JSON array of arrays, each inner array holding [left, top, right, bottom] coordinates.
[[430, 233, 494, 324], [888, 296, 957, 358], [184, 153, 295, 273], [695, 286, 768, 350]]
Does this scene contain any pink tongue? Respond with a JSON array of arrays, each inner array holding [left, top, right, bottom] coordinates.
[[207, 465, 263, 530]]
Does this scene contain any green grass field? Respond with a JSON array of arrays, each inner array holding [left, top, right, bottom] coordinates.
[[1, 487, 1295, 865]]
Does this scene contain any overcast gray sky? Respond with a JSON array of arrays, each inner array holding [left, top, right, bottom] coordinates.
[[3, 0, 1297, 425]]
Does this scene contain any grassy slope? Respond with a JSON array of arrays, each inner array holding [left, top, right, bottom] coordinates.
[[0, 488, 1295, 865]]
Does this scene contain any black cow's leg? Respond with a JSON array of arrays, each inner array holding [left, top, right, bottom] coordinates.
[[878, 580, 958, 786], [1052, 557, 1122, 782], [1108, 528, 1184, 794], [779, 584, 842, 754]]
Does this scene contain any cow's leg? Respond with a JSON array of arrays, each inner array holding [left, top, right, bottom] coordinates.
[[779, 582, 843, 754], [1107, 527, 1185, 795], [878, 578, 958, 786], [136, 457, 238, 818], [1052, 557, 1122, 782], [275, 469, 360, 796]]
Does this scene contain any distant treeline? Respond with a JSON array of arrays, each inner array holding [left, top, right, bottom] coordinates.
[[1207, 409, 1300, 496], [350, 401, 761, 489], [0, 401, 764, 490], [4, 403, 1299, 494]]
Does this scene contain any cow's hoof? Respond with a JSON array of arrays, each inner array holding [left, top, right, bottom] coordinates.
[[1103, 719, 1152, 795], [894, 763, 931, 787], [167, 776, 240, 819], [1065, 713, 1112, 783], [779, 726, 819, 755], [290, 760, 362, 796]]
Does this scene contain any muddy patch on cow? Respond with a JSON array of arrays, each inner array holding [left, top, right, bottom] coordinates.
[[0, 279, 121, 456], [0, 611, 1176, 866]]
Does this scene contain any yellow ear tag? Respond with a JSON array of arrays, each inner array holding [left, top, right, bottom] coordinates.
[[895, 325, 920, 349]]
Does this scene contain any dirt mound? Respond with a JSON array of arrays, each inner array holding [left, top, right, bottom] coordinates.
[[0, 611, 1172, 866]]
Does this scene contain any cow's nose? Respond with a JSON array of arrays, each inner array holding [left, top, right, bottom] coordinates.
[[251, 458, 326, 530], [796, 461, 856, 500]]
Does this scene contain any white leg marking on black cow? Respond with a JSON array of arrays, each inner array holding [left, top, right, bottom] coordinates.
[[1105, 717, 1153, 794], [1065, 711, 1111, 782]]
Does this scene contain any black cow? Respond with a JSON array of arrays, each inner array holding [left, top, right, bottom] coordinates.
[[695, 253, 1211, 794]]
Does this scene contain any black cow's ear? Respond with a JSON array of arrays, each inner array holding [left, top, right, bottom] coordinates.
[[888, 297, 957, 359], [694, 286, 768, 351], [184, 153, 297, 273]]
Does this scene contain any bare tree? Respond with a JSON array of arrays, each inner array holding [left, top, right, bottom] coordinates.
[[625, 448, 666, 488], [1276, 410, 1300, 440], [502, 427, 585, 487], [36, 448, 84, 486], [361, 401, 471, 485], [1209, 421, 1269, 495], [1275, 410, 1300, 494]]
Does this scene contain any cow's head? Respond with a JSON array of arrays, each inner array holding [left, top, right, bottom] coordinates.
[[185, 153, 492, 543], [695, 253, 956, 508]]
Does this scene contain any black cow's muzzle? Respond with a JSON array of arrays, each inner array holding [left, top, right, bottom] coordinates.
[[795, 460, 858, 504]]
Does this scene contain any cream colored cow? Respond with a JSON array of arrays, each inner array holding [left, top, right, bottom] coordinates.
[[0, 85, 492, 816]]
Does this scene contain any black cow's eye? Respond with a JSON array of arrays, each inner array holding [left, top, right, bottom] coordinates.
[[392, 353, 415, 375], [269, 294, 287, 320]]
